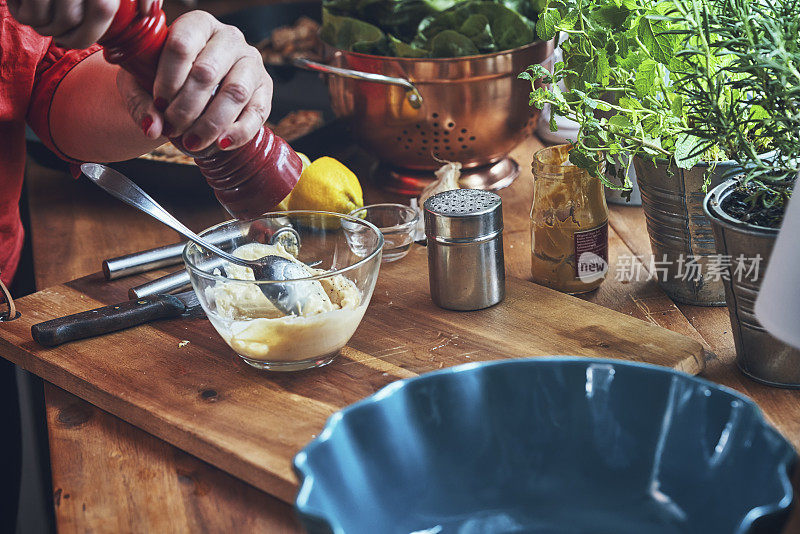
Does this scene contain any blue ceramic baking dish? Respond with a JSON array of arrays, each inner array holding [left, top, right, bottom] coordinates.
[[294, 357, 796, 534]]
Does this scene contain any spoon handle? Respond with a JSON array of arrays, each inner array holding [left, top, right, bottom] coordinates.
[[81, 163, 242, 266]]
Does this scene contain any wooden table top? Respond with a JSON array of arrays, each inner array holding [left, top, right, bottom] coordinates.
[[22, 131, 800, 532]]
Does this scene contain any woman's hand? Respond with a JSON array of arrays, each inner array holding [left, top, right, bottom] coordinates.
[[8, 0, 160, 49], [117, 10, 273, 152]]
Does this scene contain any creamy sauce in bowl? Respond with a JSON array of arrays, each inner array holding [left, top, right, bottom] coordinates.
[[204, 243, 364, 362]]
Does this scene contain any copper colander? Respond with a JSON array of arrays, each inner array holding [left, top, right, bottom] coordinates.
[[296, 40, 554, 193]]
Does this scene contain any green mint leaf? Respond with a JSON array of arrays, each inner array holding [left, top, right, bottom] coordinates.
[[634, 59, 657, 98], [637, 17, 673, 65], [595, 49, 611, 86], [519, 64, 551, 84], [551, 83, 565, 104], [564, 54, 590, 90], [609, 114, 634, 129], [574, 89, 605, 110], [567, 148, 600, 175], [528, 87, 552, 108], [618, 96, 643, 110], [674, 133, 704, 169], [641, 115, 660, 135], [536, 7, 561, 41], [595, 101, 612, 112], [670, 94, 684, 117], [653, 1, 678, 16], [595, 5, 631, 29], [616, 49, 644, 70], [560, 11, 578, 30], [641, 135, 664, 156]]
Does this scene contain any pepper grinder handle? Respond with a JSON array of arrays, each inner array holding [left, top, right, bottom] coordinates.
[[95, 0, 302, 219], [97, 0, 168, 90]]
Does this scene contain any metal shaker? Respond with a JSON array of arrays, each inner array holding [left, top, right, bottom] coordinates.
[[424, 189, 505, 310]]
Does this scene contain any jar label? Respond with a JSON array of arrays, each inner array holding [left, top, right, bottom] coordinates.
[[574, 223, 608, 282]]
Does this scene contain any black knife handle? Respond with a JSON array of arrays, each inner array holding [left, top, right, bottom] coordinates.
[[31, 295, 185, 347]]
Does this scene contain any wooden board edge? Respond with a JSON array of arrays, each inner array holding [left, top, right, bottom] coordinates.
[[0, 337, 300, 504]]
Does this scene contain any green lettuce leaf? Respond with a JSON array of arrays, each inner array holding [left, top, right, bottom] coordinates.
[[320, 8, 389, 54], [323, 0, 464, 42], [415, 2, 535, 54], [388, 34, 431, 56], [430, 29, 481, 56], [321, 0, 538, 57], [503, 0, 546, 21], [458, 14, 496, 50]]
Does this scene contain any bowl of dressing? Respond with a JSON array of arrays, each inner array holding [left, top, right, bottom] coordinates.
[[184, 211, 383, 371]]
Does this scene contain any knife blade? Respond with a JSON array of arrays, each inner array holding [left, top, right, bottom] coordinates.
[[31, 291, 203, 347]]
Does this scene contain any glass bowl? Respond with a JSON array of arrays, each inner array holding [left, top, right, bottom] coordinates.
[[183, 211, 383, 371], [349, 204, 419, 262]]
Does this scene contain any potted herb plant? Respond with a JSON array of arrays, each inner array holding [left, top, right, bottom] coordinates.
[[519, 0, 768, 306], [670, 0, 800, 387]]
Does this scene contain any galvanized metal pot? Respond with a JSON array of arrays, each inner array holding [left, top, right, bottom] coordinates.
[[605, 158, 641, 206], [755, 194, 800, 350], [296, 41, 554, 194], [634, 158, 741, 306], [704, 179, 800, 388]]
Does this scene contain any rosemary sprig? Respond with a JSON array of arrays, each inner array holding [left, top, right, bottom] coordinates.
[[670, 0, 798, 222]]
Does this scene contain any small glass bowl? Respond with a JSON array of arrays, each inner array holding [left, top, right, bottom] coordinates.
[[183, 212, 383, 371], [349, 204, 419, 262]]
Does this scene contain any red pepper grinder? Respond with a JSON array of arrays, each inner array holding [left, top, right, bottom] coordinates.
[[97, 0, 301, 219]]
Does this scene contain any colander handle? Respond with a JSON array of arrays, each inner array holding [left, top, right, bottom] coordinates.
[[293, 58, 423, 109]]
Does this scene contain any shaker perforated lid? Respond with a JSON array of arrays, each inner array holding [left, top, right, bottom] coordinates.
[[424, 189, 503, 241]]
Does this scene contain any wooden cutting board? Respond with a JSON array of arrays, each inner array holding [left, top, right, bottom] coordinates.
[[0, 245, 704, 503]]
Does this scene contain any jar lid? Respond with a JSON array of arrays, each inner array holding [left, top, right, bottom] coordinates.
[[424, 189, 503, 241]]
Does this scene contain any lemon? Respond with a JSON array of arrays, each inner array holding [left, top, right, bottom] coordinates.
[[277, 152, 311, 210], [279, 156, 363, 214]]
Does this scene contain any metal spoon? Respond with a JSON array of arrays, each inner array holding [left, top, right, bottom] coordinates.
[[81, 163, 313, 316]]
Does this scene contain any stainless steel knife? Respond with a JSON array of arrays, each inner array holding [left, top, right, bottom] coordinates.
[[31, 291, 203, 347]]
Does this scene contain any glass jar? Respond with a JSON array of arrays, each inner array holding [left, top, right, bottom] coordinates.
[[531, 145, 609, 294]]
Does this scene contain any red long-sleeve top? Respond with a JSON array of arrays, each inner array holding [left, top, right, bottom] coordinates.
[[1, 0, 100, 286]]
